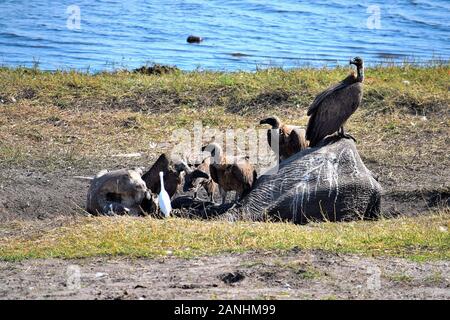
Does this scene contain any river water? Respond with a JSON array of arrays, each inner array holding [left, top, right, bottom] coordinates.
[[0, 0, 448, 71]]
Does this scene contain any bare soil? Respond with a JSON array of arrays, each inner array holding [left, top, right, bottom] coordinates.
[[1, 249, 448, 300]]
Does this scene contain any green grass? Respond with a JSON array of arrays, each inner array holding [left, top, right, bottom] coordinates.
[[0, 64, 449, 170], [1, 211, 448, 262], [1, 64, 448, 115], [387, 273, 414, 283]]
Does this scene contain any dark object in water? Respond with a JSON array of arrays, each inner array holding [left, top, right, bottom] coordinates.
[[186, 35, 203, 43], [230, 52, 249, 57], [133, 64, 179, 75]]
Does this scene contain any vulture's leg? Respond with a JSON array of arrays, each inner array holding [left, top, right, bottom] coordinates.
[[193, 190, 198, 200], [204, 184, 215, 203], [220, 187, 227, 204], [338, 126, 357, 143]]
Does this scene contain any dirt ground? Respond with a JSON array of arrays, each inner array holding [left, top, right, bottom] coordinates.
[[1, 249, 448, 300]]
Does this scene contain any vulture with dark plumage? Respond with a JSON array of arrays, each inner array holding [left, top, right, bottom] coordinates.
[[306, 57, 364, 147], [259, 116, 308, 160]]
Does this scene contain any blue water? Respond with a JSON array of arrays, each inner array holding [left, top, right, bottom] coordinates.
[[0, 0, 449, 71]]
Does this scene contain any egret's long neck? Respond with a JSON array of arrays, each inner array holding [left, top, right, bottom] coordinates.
[[356, 64, 364, 82], [159, 172, 165, 190]]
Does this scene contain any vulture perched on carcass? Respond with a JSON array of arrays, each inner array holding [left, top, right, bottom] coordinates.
[[306, 56, 364, 147]]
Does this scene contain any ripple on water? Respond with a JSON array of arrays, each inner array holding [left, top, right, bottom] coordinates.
[[0, 0, 448, 71]]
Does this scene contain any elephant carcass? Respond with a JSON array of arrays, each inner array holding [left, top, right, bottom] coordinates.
[[86, 168, 151, 216], [174, 137, 382, 224], [235, 137, 382, 223]]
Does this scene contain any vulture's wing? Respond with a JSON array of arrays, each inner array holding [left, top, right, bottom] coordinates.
[[307, 75, 355, 116], [209, 165, 220, 184], [306, 83, 362, 146], [231, 162, 254, 187]]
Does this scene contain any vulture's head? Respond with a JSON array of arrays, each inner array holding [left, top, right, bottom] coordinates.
[[183, 169, 210, 192], [259, 116, 281, 128], [350, 57, 364, 68]]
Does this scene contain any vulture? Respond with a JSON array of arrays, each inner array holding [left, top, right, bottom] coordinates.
[[306, 56, 364, 147], [201, 143, 257, 204], [259, 116, 308, 160], [183, 156, 217, 202]]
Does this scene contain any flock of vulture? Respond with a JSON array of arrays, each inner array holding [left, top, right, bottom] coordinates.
[[86, 57, 365, 216]]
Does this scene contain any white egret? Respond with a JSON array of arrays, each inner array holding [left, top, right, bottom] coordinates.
[[158, 171, 172, 218]]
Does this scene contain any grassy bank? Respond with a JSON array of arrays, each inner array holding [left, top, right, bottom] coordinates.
[[0, 64, 449, 171], [0, 210, 449, 262]]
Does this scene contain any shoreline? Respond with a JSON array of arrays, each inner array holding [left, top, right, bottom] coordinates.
[[1, 59, 449, 75]]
